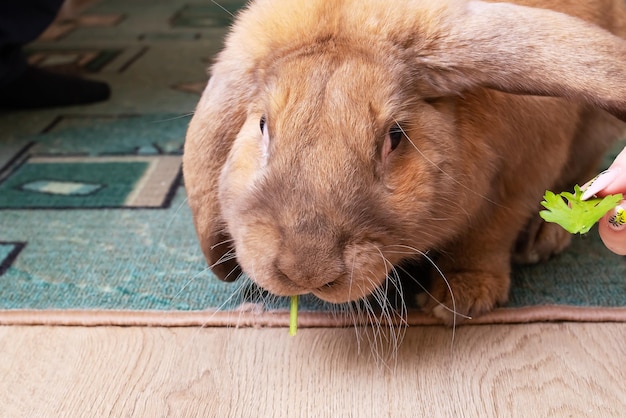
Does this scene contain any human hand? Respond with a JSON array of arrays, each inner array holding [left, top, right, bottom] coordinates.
[[582, 146, 626, 255]]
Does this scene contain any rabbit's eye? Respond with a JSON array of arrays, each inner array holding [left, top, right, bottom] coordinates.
[[260, 115, 270, 159], [260, 115, 266, 133], [388, 123, 403, 151]]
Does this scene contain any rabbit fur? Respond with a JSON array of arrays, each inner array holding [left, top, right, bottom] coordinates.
[[183, 0, 626, 324]]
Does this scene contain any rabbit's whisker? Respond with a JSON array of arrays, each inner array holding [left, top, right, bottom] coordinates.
[[210, 0, 235, 17], [210, 237, 235, 250], [385, 244, 472, 346]]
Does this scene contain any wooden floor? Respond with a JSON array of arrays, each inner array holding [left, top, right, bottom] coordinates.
[[1, 323, 625, 417]]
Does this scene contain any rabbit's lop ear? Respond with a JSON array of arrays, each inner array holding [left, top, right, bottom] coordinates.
[[183, 59, 255, 282], [419, 1, 626, 121]]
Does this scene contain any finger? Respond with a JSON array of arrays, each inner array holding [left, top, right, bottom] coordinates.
[[596, 167, 626, 197], [598, 201, 626, 255], [598, 146, 626, 196], [581, 169, 620, 200], [581, 146, 626, 199]]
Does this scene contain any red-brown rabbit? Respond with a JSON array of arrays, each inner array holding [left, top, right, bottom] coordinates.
[[183, 0, 626, 323]]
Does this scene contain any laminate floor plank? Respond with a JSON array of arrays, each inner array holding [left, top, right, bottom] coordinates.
[[1, 323, 624, 417]]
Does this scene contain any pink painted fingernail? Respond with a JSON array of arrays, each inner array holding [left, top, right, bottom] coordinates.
[[607, 205, 626, 231], [581, 169, 620, 200]]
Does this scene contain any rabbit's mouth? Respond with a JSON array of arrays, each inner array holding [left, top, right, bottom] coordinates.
[[257, 278, 380, 305], [259, 243, 409, 304], [309, 279, 381, 304], [248, 261, 388, 305]]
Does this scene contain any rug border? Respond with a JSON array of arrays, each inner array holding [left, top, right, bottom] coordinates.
[[2, 306, 626, 328]]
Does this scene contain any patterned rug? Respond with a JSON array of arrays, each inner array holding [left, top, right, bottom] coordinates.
[[1, 0, 625, 328]]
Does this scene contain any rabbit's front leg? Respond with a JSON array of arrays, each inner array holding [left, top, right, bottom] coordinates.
[[513, 214, 572, 264], [420, 204, 526, 324]]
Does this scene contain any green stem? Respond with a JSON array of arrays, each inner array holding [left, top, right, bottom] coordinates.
[[289, 295, 298, 336]]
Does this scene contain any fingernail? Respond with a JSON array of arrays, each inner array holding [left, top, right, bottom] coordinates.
[[581, 169, 620, 200], [607, 205, 626, 231]]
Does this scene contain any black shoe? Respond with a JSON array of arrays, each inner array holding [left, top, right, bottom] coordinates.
[[0, 65, 110, 109]]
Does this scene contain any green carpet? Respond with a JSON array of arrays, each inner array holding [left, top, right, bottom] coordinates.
[[1, 0, 625, 326]]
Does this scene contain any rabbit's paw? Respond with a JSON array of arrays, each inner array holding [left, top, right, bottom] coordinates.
[[418, 271, 510, 325], [513, 217, 571, 265]]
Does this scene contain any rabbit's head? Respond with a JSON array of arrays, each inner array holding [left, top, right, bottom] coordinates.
[[184, 0, 626, 314], [218, 48, 467, 302]]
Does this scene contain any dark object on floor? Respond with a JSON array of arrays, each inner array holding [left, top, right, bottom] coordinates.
[[0, 65, 110, 109]]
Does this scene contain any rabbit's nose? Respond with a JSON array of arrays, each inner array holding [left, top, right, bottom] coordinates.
[[276, 248, 343, 291], [277, 268, 339, 291]]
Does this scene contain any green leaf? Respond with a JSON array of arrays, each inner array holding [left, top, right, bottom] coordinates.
[[539, 185, 623, 234]]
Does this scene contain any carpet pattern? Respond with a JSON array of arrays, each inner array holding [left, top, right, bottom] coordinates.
[[1, 0, 625, 327]]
